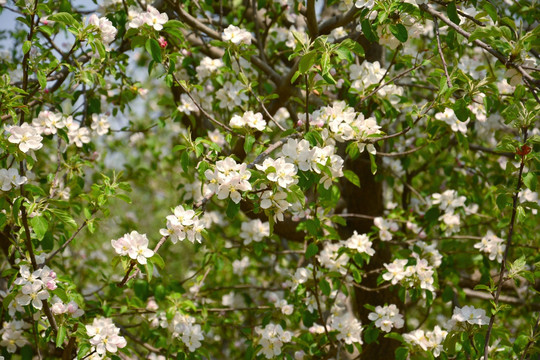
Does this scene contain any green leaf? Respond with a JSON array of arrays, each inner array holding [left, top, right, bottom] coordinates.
[[145, 38, 162, 63], [49, 12, 77, 27], [244, 134, 256, 153], [361, 19, 378, 42], [77, 343, 91, 359], [180, 151, 189, 173], [483, 2, 498, 21], [522, 172, 537, 191], [299, 51, 318, 74], [56, 325, 67, 348], [390, 24, 408, 42], [23, 40, 32, 55], [319, 278, 331, 296], [447, 2, 460, 25], [369, 153, 377, 175], [305, 243, 319, 259], [469, 27, 492, 43], [37, 70, 47, 89], [395, 347, 409, 360], [226, 198, 240, 219], [152, 253, 165, 269], [146, 259, 154, 282], [343, 170, 360, 188], [364, 327, 379, 344], [30, 215, 48, 240]]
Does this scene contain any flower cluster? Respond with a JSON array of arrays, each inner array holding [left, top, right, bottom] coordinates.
[[196, 56, 224, 79], [435, 108, 469, 135], [50, 296, 85, 318], [256, 157, 298, 188], [343, 231, 376, 256], [169, 313, 204, 352], [374, 217, 399, 241], [32, 110, 64, 135], [86, 317, 127, 355], [0, 168, 27, 191], [239, 219, 270, 245], [368, 304, 404, 332], [474, 230, 505, 263], [216, 81, 248, 110], [382, 256, 436, 293], [0, 320, 28, 353], [311, 101, 382, 153], [205, 157, 252, 204], [318, 242, 350, 275], [128, 5, 168, 31], [13, 265, 57, 311], [280, 138, 345, 189], [403, 326, 447, 357], [256, 323, 292, 359], [350, 61, 384, 92], [160, 205, 204, 244], [431, 189, 468, 235], [447, 305, 490, 330], [230, 111, 267, 131], [87, 14, 117, 50], [222, 24, 253, 45], [111, 230, 154, 265], [329, 312, 363, 345]]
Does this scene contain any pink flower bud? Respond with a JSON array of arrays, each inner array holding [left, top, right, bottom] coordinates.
[[67, 301, 78, 314], [158, 37, 167, 48], [47, 280, 57, 290]]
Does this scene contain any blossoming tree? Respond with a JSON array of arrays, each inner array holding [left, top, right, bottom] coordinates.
[[0, 0, 539, 359]]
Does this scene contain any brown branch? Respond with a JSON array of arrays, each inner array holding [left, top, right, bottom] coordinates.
[[45, 219, 88, 265], [484, 129, 528, 360], [434, 18, 452, 88], [305, 0, 318, 40]]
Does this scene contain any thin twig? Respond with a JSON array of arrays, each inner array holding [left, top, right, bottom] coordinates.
[[45, 219, 89, 265], [434, 18, 452, 88], [483, 129, 528, 360]]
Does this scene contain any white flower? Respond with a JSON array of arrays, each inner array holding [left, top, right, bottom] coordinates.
[[232, 256, 250, 275], [382, 259, 409, 285], [222, 25, 252, 45], [87, 14, 117, 50], [239, 219, 270, 245], [126, 231, 154, 265], [256, 157, 297, 188], [368, 304, 404, 332], [111, 231, 154, 264], [67, 124, 91, 147], [318, 242, 349, 275], [91, 114, 110, 135], [160, 205, 204, 244], [32, 110, 65, 135], [329, 312, 363, 345], [344, 231, 375, 256], [374, 217, 399, 241], [474, 231, 505, 263], [7, 123, 43, 153], [169, 313, 204, 352], [435, 108, 469, 135], [256, 323, 292, 359], [177, 94, 198, 115], [404, 326, 447, 356], [0, 168, 27, 191], [16, 282, 49, 309], [451, 305, 489, 326], [86, 317, 127, 355], [144, 5, 168, 31]]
